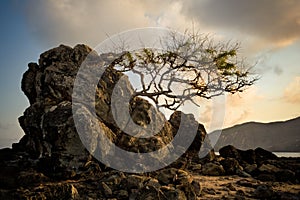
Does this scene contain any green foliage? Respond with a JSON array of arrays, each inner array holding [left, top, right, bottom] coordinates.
[[110, 31, 257, 110]]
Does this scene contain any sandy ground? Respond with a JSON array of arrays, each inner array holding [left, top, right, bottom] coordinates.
[[193, 175, 300, 200]]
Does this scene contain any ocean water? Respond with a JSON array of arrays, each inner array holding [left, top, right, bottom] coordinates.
[[273, 152, 300, 157], [0, 139, 18, 149], [215, 152, 300, 157]]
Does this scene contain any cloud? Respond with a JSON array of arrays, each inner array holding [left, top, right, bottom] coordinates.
[[19, 0, 185, 47], [223, 86, 262, 127], [283, 76, 300, 104], [21, 0, 150, 46], [181, 0, 300, 47], [0, 122, 23, 148], [198, 104, 212, 125], [189, 86, 262, 131], [230, 110, 251, 126], [0, 122, 9, 130], [15, 0, 298, 130], [17, 0, 300, 56], [273, 66, 283, 76], [227, 87, 262, 107]]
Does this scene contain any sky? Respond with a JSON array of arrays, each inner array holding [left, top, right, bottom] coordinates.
[[0, 0, 299, 148]]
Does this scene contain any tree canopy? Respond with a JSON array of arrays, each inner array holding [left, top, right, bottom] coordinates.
[[109, 31, 258, 110]]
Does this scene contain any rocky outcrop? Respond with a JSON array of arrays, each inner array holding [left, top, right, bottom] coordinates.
[[0, 44, 211, 199], [218, 145, 300, 183], [0, 44, 299, 199]]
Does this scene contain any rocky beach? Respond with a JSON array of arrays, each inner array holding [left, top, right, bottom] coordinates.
[[0, 44, 299, 199]]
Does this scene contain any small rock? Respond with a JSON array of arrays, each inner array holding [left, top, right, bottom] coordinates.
[[113, 190, 128, 199], [236, 169, 251, 178], [160, 186, 187, 200], [219, 145, 241, 160], [176, 183, 197, 200], [255, 148, 277, 163], [221, 157, 242, 175], [244, 164, 257, 174], [239, 149, 256, 164], [275, 169, 296, 182], [225, 183, 236, 191], [203, 187, 216, 195], [254, 185, 275, 199], [256, 173, 277, 182], [190, 164, 202, 172], [279, 192, 300, 200], [157, 168, 177, 185], [157, 168, 192, 185], [235, 189, 246, 200], [136, 185, 160, 200], [236, 179, 256, 188], [176, 169, 193, 185], [126, 175, 146, 189], [17, 170, 49, 186], [145, 178, 161, 188], [202, 162, 225, 176], [191, 180, 202, 196], [258, 164, 280, 173], [101, 182, 112, 197]]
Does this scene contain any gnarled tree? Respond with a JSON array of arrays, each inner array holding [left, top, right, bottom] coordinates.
[[109, 31, 258, 110]]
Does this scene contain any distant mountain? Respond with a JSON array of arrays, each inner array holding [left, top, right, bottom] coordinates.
[[210, 117, 300, 152]]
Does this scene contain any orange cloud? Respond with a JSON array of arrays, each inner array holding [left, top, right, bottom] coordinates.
[[223, 86, 262, 127], [182, 0, 300, 47], [283, 76, 300, 104]]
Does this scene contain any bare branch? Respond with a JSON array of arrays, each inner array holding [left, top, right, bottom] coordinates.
[[107, 31, 258, 111]]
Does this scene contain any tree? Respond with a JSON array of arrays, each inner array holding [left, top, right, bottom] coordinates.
[[109, 31, 258, 111]]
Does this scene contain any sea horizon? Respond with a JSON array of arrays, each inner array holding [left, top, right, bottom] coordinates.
[[1, 138, 299, 158], [214, 151, 300, 158]]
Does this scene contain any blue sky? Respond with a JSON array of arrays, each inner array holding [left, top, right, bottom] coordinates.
[[0, 0, 299, 148], [0, 2, 42, 147]]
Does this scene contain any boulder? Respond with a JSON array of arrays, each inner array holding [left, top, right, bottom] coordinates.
[[239, 149, 256, 164], [258, 164, 280, 173], [219, 145, 241, 161], [1, 44, 214, 198], [220, 157, 242, 175], [201, 162, 225, 176], [157, 168, 193, 185], [136, 185, 160, 200], [254, 185, 276, 199], [191, 180, 202, 196], [219, 145, 278, 166], [275, 169, 296, 182], [126, 175, 147, 190], [256, 173, 277, 182], [16, 44, 176, 177], [160, 186, 187, 200], [254, 147, 278, 163], [244, 164, 257, 174]]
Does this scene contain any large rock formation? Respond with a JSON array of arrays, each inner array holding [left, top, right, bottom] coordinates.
[[0, 44, 210, 199], [16, 44, 210, 175], [0, 44, 299, 199]]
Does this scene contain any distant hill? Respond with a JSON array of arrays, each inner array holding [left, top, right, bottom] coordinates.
[[210, 117, 300, 152]]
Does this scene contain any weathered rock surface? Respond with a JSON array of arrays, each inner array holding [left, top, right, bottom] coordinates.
[[201, 162, 225, 176], [0, 44, 299, 199], [0, 44, 211, 199], [219, 145, 300, 183]]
